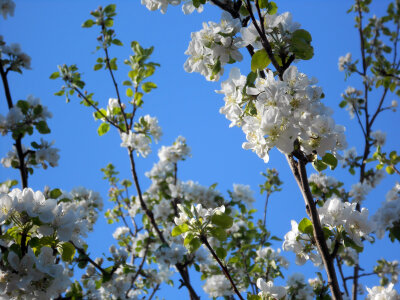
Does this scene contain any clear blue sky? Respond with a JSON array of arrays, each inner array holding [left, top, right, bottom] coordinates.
[[1, 0, 399, 298]]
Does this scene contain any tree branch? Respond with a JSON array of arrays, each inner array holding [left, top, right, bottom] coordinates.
[[201, 234, 244, 300]]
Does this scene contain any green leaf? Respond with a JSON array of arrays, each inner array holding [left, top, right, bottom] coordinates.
[[135, 92, 144, 107], [49, 72, 60, 79], [109, 58, 117, 70], [290, 29, 314, 60], [122, 80, 132, 86], [54, 90, 65, 96], [93, 108, 107, 120], [186, 237, 201, 253], [142, 82, 157, 93], [112, 39, 123, 46], [82, 19, 95, 28], [17, 100, 29, 114], [184, 232, 195, 246], [49, 188, 62, 199], [59, 242, 76, 262], [267, 1, 278, 15], [251, 49, 271, 72], [258, 0, 268, 9], [104, 4, 116, 14], [322, 153, 338, 170], [339, 100, 347, 108], [97, 123, 110, 136], [35, 121, 51, 134], [104, 19, 114, 28], [247, 294, 262, 300], [312, 159, 327, 172], [94, 63, 103, 71], [211, 213, 233, 229], [298, 218, 313, 235], [386, 166, 395, 175], [246, 71, 257, 86], [210, 227, 227, 241], [126, 88, 133, 98], [171, 223, 189, 237], [216, 247, 227, 259]]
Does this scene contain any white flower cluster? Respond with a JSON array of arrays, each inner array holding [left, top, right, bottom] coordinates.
[[0, 95, 52, 135], [1, 188, 100, 247], [120, 131, 151, 157], [339, 247, 359, 266], [120, 115, 162, 157], [141, 0, 203, 15], [145, 136, 190, 195], [256, 247, 289, 269], [308, 173, 341, 194], [342, 146, 358, 165], [231, 183, 255, 206], [174, 180, 223, 208], [86, 265, 140, 300], [286, 273, 314, 300], [371, 130, 386, 147], [34, 139, 60, 168], [282, 220, 322, 267], [1, 145, 24, 168], [64, 186, 103, 231], [203, 274, 234, 298], [219, 66, 347, 162], [375, 259, 400, 285], [0, 0, 15, 19], [0, 187, 103, 298], [338, 53, 352, 71], [341, 86, 363, 119], [154, 243, 187, 266], [0, 36, 31, 69], [373, 182, 400, 239], [238, 12, 300, 50], [0, 247, 71, 299], [318, 196, 374, 247], [366, 283, 400, 300], [349, 181, 372, 203], [174, 203, 225, 228], [184, 13, 243, 81], [257, 278, 287, 300]]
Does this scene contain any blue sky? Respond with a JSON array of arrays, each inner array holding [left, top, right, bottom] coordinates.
[[1, 0, 399, 298]]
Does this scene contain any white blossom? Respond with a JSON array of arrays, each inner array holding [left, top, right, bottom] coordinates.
[[203, 275, 234, 298], [257, 278, 287, 299], [366, 283, 400, 300], [120, 131, 151, 157], [338, 53, 352, 71], [184, 12, 242, 81], [373, 183, 400, 239]]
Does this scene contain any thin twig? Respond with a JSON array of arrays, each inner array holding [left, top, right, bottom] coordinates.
[[201, 235, 244, 300], [0, 61, 29, 188], [336, 257, 349, 297]]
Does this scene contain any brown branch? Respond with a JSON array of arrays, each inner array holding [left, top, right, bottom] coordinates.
[[336, 257, 349, 297], [286, 154, 343, 300], [126, 242, 150, 298], [244, 0, 282, 76], [369, 88, 388, 128], [0, 61, 29, 188], [127, 150, 200, 300], [148, 284, 160, 300], [200, 235, 244, 300], [71, 242, 108, 276], [101, 24, 129, 132], [74, 87, 124, 131], [345, 272, 377, 281]]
